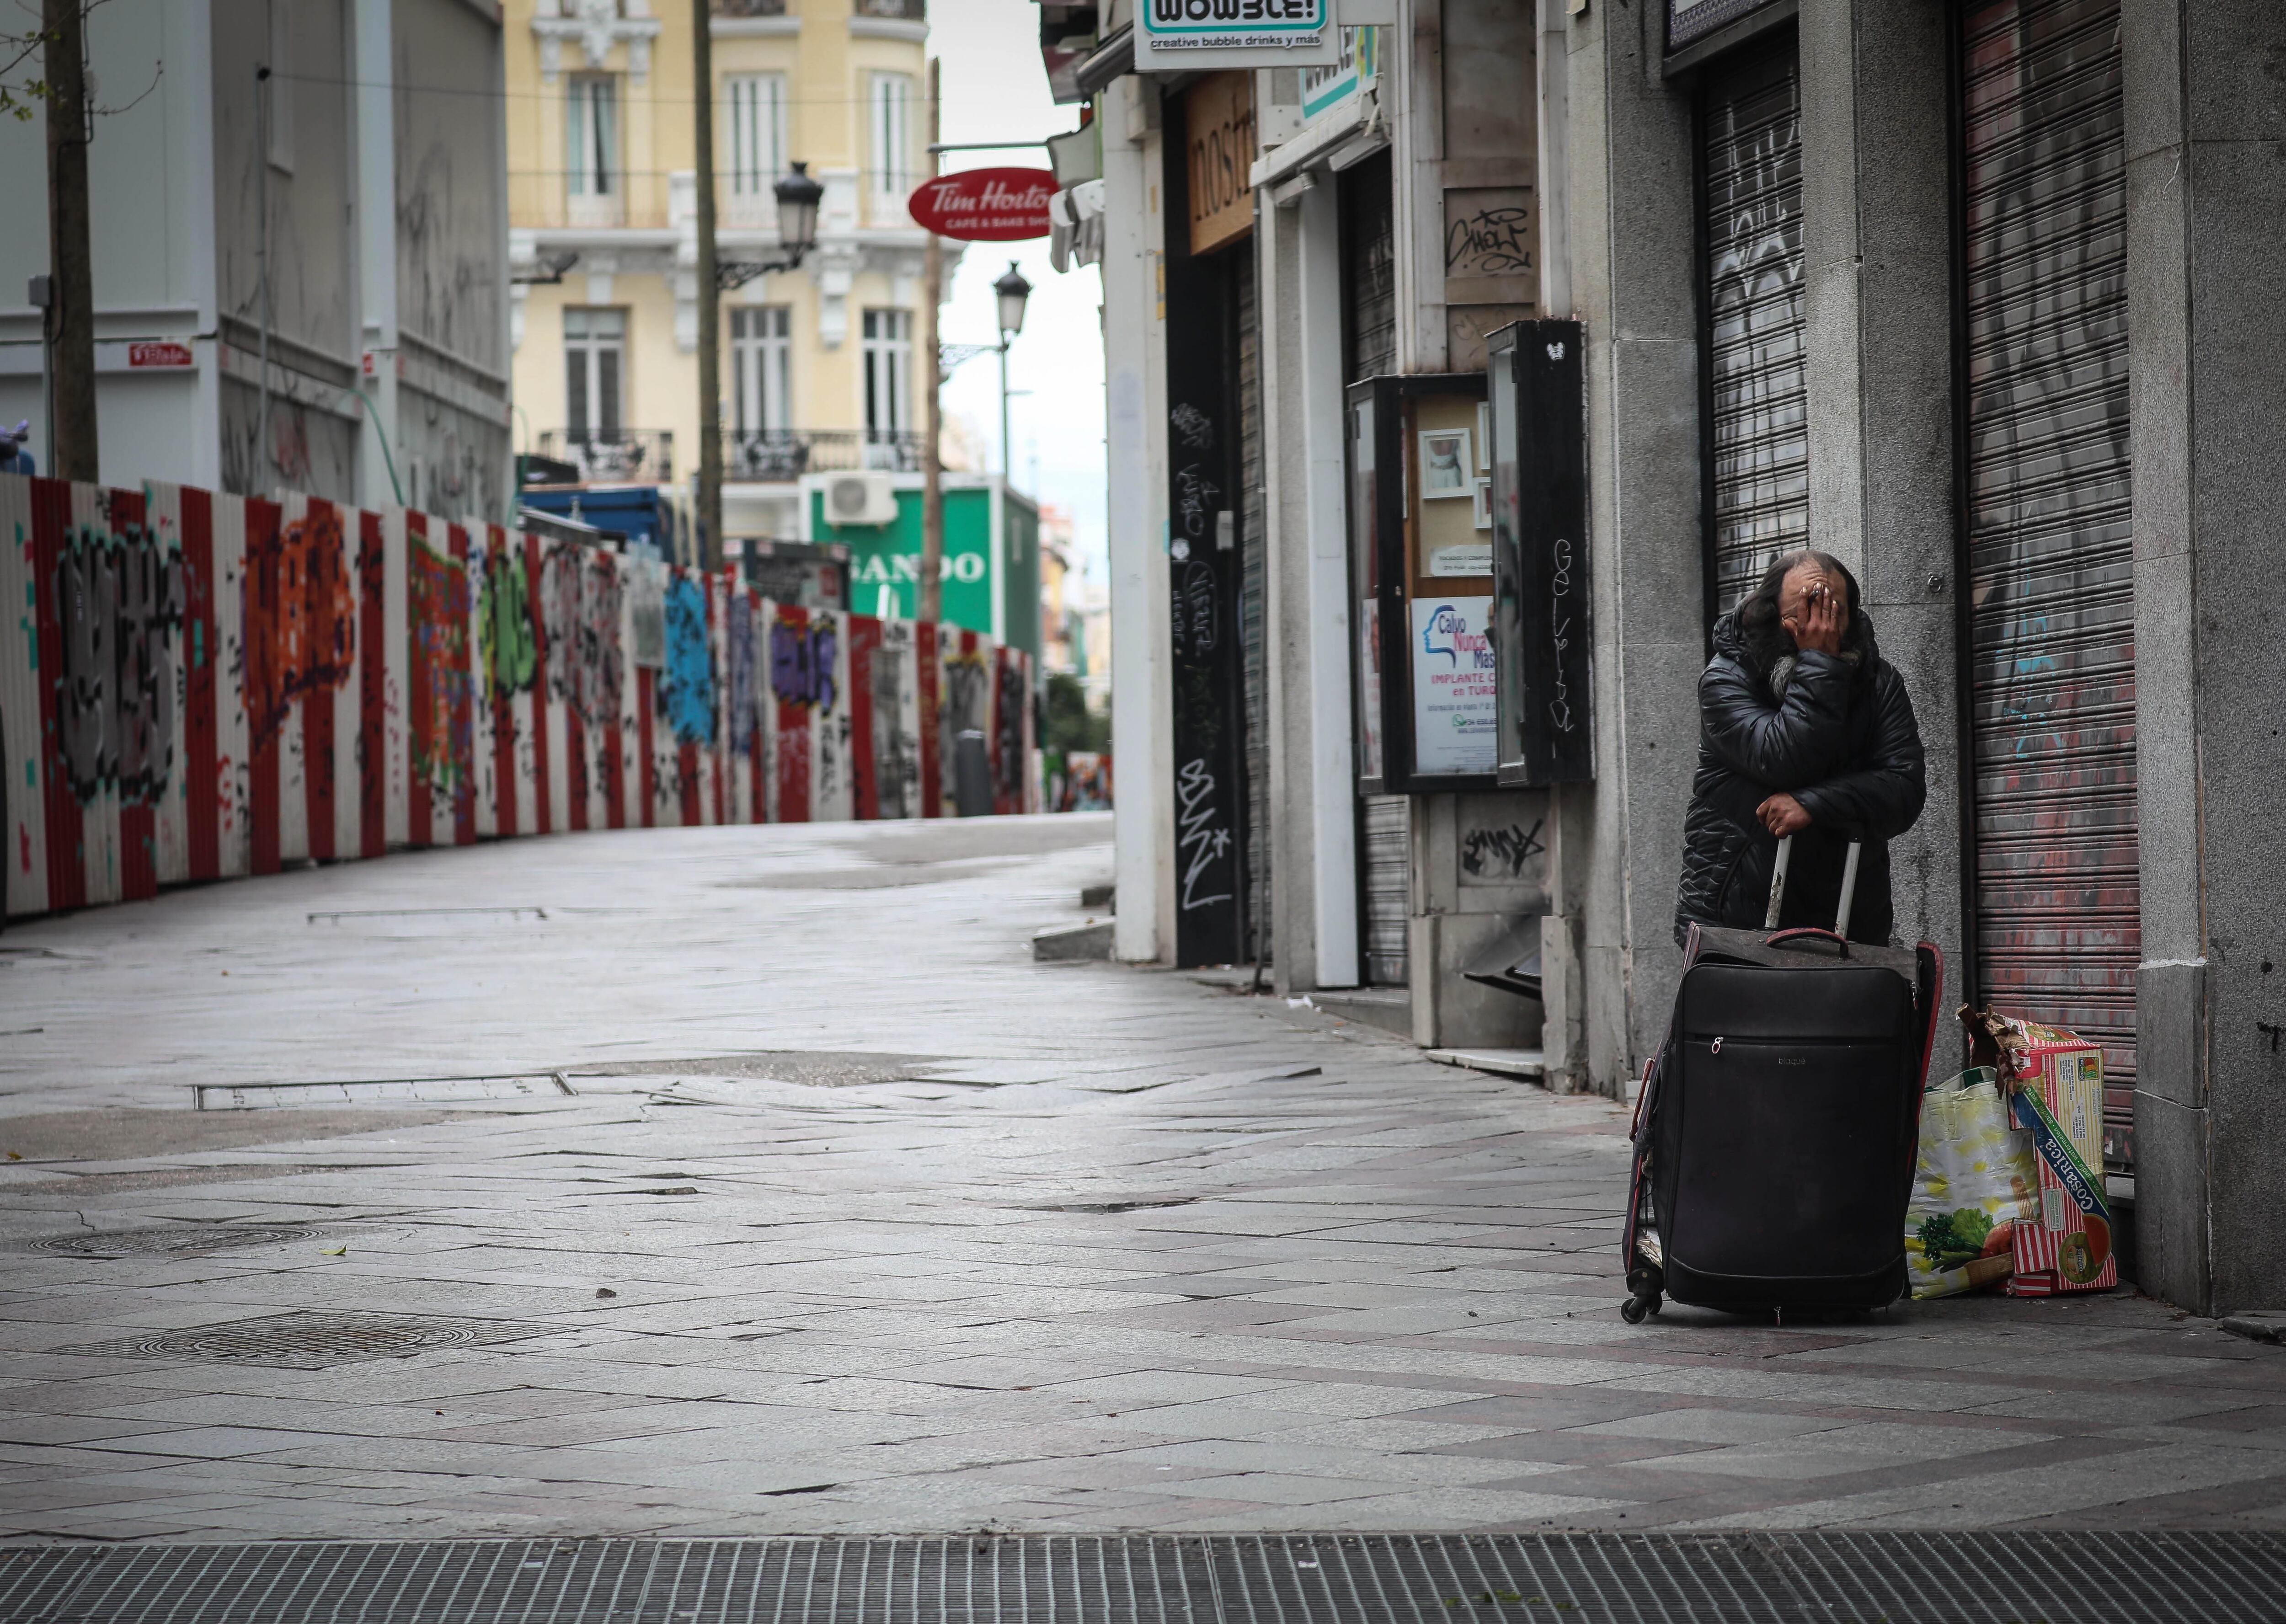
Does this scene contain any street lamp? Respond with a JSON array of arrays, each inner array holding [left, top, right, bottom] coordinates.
[[717, 162, 826, 291], [993, 262, 1032, 482], [994, 262, 1032, 342]]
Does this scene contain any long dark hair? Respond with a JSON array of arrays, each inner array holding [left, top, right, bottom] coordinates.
[[1735, 549, 1871, 673]]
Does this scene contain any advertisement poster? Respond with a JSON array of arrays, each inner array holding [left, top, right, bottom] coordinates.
[[1411, 596, 1496, 776]]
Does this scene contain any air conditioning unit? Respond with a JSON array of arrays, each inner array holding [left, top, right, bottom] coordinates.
[[823, 471, 899, 527]]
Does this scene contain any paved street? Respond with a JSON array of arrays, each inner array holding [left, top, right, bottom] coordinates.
[[0, 815, 2281, 1543]]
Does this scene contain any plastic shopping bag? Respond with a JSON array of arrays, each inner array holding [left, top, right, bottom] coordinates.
[[1906, 1066, 2037, 1298]]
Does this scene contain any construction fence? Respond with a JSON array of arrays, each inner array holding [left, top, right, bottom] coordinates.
[[1, 474, 1035, 921]]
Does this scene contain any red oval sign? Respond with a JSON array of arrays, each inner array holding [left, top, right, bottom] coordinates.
[[909, 167, 1057, 241]]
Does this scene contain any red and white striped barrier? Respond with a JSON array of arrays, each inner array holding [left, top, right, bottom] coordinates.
[[0, 472, 1034, 922]]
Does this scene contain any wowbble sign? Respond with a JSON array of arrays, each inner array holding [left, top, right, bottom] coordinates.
[[909, 169, 1057, 241]]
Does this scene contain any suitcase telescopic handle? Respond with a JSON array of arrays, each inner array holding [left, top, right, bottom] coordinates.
[[1761, 833, 1865, 941]]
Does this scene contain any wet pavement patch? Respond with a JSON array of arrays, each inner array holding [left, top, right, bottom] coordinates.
[[53, 1310, 555, 1370]]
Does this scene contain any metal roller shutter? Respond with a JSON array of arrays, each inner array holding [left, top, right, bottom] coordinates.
[[1960, 0, 2136, 1167], [1701, 35, 1807, 619], [1342, 151, 1405, 987], [1236, 248, 1271, 967], [1362, 795, 1410, 988]]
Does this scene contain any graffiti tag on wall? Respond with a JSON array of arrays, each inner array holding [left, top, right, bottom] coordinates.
[[409, 541, 471, 794], [660, 575, 716, 747], [55, 520, 186, 806], [480, 543, 538, 704], [771, 610, 837, 711], [245, 506, 356, 749]]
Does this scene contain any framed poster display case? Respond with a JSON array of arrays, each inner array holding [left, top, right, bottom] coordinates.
[[1487, 319, 1593, 786], [1346, 372, 1496, 796]]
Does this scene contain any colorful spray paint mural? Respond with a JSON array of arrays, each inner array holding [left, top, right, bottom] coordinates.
[[0, 470, 1034, 922]]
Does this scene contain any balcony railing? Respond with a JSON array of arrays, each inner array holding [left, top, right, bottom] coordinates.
[[713, 0, 789, 14], [723, 429, 927, 482], [854, 0, 926, 17], [533, 429, 676, 485]]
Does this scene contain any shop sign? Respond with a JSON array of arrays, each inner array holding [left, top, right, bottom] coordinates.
[[1410, 596, 1496, 777], [1186, 71, 1256, 256], [1138, 0, 1337, 71], [1298, 25, 1378, 128], [908, 169, 1056, 240]]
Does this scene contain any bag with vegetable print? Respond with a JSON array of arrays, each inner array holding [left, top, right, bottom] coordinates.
[[1906, 1065, 2037, 1298]]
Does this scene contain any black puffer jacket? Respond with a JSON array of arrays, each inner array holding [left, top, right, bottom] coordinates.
[[1673, 610, 1926, 946]]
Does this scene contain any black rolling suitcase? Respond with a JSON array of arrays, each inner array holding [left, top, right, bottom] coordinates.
[[1620, 836, 1943, 1322]]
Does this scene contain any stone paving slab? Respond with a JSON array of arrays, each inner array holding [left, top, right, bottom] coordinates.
[[0, 814, 2281, 1539]]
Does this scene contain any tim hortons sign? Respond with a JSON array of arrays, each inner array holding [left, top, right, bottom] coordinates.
[[909, 169, 1056, 241]]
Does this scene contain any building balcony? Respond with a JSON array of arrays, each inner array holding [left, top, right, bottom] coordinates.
[[713, 0, 789, 13], [724, 429, 926, 483], [853, 0, 926, 16], [533, 429, 676, 485]]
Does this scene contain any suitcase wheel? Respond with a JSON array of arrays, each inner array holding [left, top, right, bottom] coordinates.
[[1620, 1266, 1663, 1324]]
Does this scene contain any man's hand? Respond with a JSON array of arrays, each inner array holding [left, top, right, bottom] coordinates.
[[1780, 575, 1846, 657], [1757, 792, 1812, 837]]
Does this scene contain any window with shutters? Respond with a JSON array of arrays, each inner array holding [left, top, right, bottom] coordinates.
[[861, 309, 913, 455], [564, 308, 626, 441], [869, 73, 915, 202], [732, 306, 793, 435], [566, 75, 618, 198], [725, 73, 787, 198]]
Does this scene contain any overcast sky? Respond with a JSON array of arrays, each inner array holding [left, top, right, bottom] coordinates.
[[929, 0, 1107, 587]]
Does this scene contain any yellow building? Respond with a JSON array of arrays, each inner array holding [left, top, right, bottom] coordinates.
[[506, 0, 953, 550]]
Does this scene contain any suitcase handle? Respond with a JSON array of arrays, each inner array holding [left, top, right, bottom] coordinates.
[[1766, 926, 1849, 958], [1760, 833, 1865, 935]]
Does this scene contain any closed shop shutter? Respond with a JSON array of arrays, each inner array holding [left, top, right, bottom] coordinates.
[[1236, 248, 1271, 966], [1700, 33, 1807, 618], [1342, 149, 1405, 985], [1960, 0, 2136, 1168], [1362, 794, 1410, 987]]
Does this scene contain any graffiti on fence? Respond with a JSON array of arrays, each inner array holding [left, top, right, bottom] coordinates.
[[629, 561, 666, 668], [480, 543, 538, 703], [944, 649, 990, 736], [53, 515, 187, 807], [245, 505, 355, 750], [538, 543, 581, 707], [409, 540, 472, 794], [576, 554, 624, 735], [873, 622, 917, 818], [660, 575, 715, 747], [55, 525, 117, 801], [115, 521, 184, 807], [726, 592, 758, 754], [771, 609, 837, 710]]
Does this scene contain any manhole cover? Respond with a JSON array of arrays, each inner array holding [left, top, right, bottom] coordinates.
[[193, 1074, 572, 1110], [29, 1224, 316, 1259], [54, 1310, 554, 1369]]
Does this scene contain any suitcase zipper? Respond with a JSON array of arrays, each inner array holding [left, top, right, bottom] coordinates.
[[1710, 1037, 1722, 1055]]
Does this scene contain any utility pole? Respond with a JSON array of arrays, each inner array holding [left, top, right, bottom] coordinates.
[[918, 57, 944, 625], [693, 0, 724, 572], [44, 0, 96, 482]]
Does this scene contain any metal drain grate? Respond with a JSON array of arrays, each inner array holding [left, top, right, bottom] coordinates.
[[27, 1224, 317, 1258], [1, 1533, 2282, 1623], [51, 1310, 554, 1370]]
